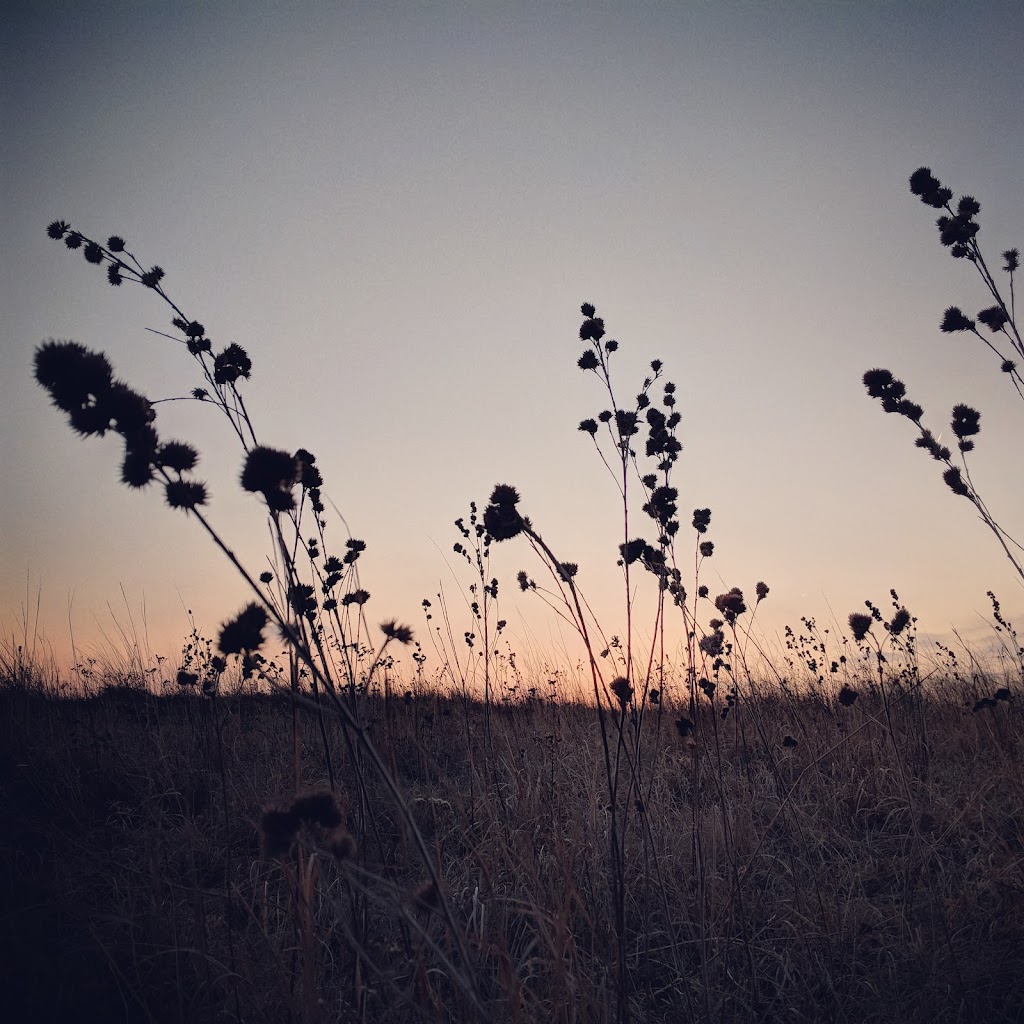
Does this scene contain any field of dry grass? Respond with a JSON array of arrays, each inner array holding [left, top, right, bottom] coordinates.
[[2, 655, 1022, 1024]]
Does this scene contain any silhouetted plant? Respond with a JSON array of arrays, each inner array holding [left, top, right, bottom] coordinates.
[[862, 171, 1024, 582], [35, 221, 484, 1015]]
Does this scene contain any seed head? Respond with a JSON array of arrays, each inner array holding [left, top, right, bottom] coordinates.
[[381, 620, 414, 644], [610, 677, 633, 706], [218, 602, 268, 655], [940, 307, 974, 333], [977, 306, 1009, 332], [848, 613, 873, 641], [164, 480, 207, 510], [942, 466, 971, 497]]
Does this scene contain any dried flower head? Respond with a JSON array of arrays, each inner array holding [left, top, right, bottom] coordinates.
[[976, 306, 1009, 332], [218, 602, 268, 655], [942, 466, 971, 497], [165, 480, 208, 510], [213, 342, 252, 384], [838, 685, 858, 707], [887, 608, 912, 635], [714, 588, 747, 624], [610, 677, 633, 706], [848, 613, 873, 641], [381, 620, 414, 644], [241, 446, 298, 511]]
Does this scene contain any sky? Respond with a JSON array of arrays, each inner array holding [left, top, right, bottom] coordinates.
[[3, 0, 1023, 678]]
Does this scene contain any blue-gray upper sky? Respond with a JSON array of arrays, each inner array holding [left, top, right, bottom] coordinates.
[[3, 1, 1022, 670]]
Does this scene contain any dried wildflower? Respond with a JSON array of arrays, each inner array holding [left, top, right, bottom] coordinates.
[[34, 340, 114, 413], [121, 447, 155, 488], [342, 588, 370, 606], [165, 480, 207, 510], [558, 562, 578, 580], [838, 685, 858, 707], [140, 265, 165, 288], [698, 585, 709, 598], [675, 717, 694, 739], [714, 588, 747, 624], [213, 342, 252, 384], [176, 670, 198, 687], [259, 571, 274, 584], [909, 167, 942, 200], [577, 350, 599, 371], [580, 302, 596, 318], [241, 446, 298, 511], [699, 541, 714, 558], [107, 235, 125, 252], [46, 220, 69, 239], [619, 538, 647, 565], [1003, 249, 1020, 273], [848, 613, 873, 641], [699, 629, 725, 657], [218, 603, 268, 655], [614, 409, 638, 437], [649, 688, 660, 705], [977, 306, 1009, 332], [578, 418, 598, 435], [699, 677, 715, 699], [292, 789, 343, 828], [483, 483, 525, 541], [381, 620, 414, 644], [105, 383, 155, 436], [610, 677, 633, 705], [692, 508, 711, 534], [156, 441, 199, 472], [1002, 360, 1017, 373], [579, 317, 605, 342], [862, 368, 894, 398], [289, 584, 317, 617], [106, 262, 123, 286], [755, 581, 769, 601], [940, 307, 975, 333], [888, 608, 912, 636], [83, 241, 104, 264], [64, 231, 83, 249], [942, 466, 971, 497]]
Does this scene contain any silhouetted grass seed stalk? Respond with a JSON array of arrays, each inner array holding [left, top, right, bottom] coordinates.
[[861, 170, 1024, 582], [36, 220, 485, 1013]]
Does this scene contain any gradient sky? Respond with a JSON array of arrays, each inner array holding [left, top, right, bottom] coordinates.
[[3, 1, 1023, 674]]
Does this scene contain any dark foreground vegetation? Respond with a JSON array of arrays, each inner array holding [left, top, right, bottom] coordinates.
[[2, 660, 1022, 1024]]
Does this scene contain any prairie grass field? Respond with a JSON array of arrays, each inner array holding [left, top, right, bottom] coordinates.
[[2, 645, 1022, 1023], [8, 165, 1024, 1022]]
